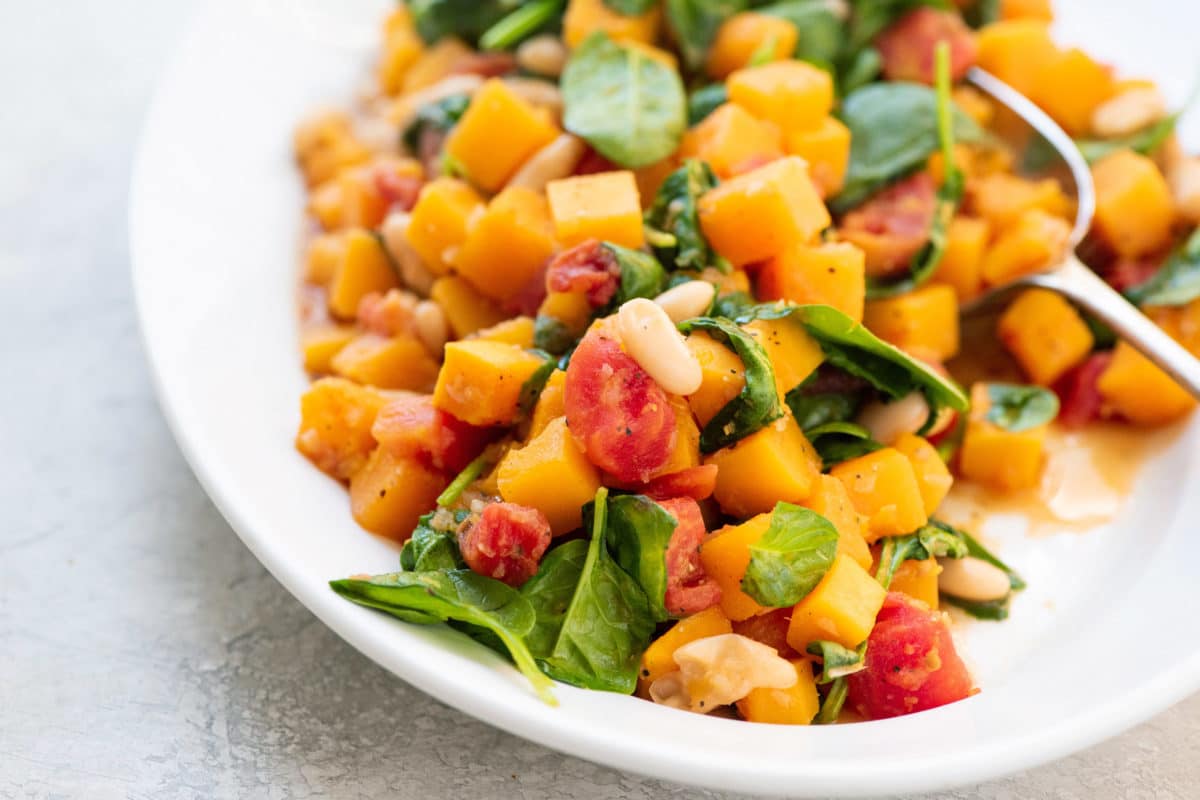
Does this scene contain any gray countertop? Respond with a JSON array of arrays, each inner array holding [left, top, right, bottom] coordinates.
[[2, 2, 1197, 798]]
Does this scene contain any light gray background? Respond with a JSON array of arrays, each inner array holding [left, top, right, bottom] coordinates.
[[1, 2, 1197, 798]]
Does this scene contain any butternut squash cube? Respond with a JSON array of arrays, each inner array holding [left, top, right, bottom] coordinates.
[[401, 37, 472, 93], [1091, 149, 1175, 258], [433, 340, 546, 426], [786, 554, 887, 651], [538, 290, 594, 337], [349, 447, 448, 541], [966, 173, 1071, 231], [893, 433, 953, 516], [684, 331, 747, 426], [736, 660, 820, 725], [638, 606, 733, 696], [705, 414, 822, 519], [980, 208, 1071, 286], [933, 216, 990, 302], [699, 156, 831, 267], [651, 396, 702, 479], [742, 315, 825, 398], [563, 0, 660, 49], [293, 110, 370, 187], [430, 276, 508, 339], [379, 21, 423, 96], [295, 378, 388, 481], [863, 284, 960, 362], [455, 187, 557, 302], [528, 369, 567, 440], [784, 116, 852, 197], [1030, 48, 1116, 136], [830, 448, 928, 543], [1000, 0, 1054, 21], [706, 12, 798, 79], [472, 316, 536, 349], [546, 171, 645, 249], [728, 60, 834, 135], [331, 334, 440, 391], [975, 21, 1059, 98], [1097, 341, 1197, 425], [679, 103, 784, 180], [328, 229, 399, 319], [634, 157, 681, 209], [305, 232, 347, 286], [445, 79, 560, 193], [700, 513, 772, 621], [802, 475, 873, 571], [302, 324, 357, 375], [997, 289, 1094, 385], [757, 242, 866, 323], [497, 417, 602, 535], [890, 557, 941, 609], [408, 178, 485, 275], [959, 383, 1047, 490]]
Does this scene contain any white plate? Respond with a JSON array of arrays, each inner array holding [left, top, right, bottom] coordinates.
[[131, 1, 1200, 795]]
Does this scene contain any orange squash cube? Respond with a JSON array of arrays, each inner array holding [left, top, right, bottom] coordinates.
[[638, 606, 733, 695], [563, 0, 660, 49], [472, 316, 536, 349], [538, 290, 594, 337], [892, 433, 953, 516], [331, 334, 440, 391], [455, 187, 558, 302], [302, 324, 356, 375], [1097, 341, 1197, 426], [966, 173, 1071, 231], [932, 216, 990, 302], [634, 156, 681, 209], [1091, 149, 1175, 258], [959, 383, 1048, 490], [707, 12, 798, 79], [997, 289, 1095, 385], [528, 369, 567, 440], [1001, 0, 1054, 21], [430, 276, 507, 339], [830, 448, 928, 543], [700, 513, 772, 621], [727, 60, 834, 135], [433, 340, 547, 426], [784, 117, 852, 197], [737, 660, 820, 725], [305, 232, 347, 286], [651, 396, 702, 479], [295, 378, 388, 481], [802, 475, 873, 571], [786, 554, 887, 651], [349, 447, 447, 541], [445, 79, 559, 193], [293, 110, 370, 188], [705, 414, 822, 519], [699, 156, 830, 267], [742, 315, 826, 398], [890, 558, 941, 609], [378, 23, 423, 96], [980, 208, 1071, 286], [684, 331, 747, 426], [1030, 48, 1116, 136], [863, 284, 961, 362], [497, 417, 602, 535], [546, 171, 645, 249], [327, 229, 399, 319], [757, 242, 867, 323], [679, 103, 784, 180], [407, 178, 485, 275], [975, 21, 1059, 98]]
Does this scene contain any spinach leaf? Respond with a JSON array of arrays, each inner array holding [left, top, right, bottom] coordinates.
[[756, 0, 845, 69], [963, 0, 1000, 27], [833, 82, 983, 214], [604, 242, 668, 306], [813, 675, 851, 723], [742, 503, 839, 607], [846, 0, 950, 53], [805, 422, 882, 470], [521, 539, 590, 657], [401, 93, 471, 155], [562, 33, 687, 168], [408, 0, 519, 45], [687, 83, 728, 124], [1076, 114, 1180, 165], [1125, 228, 1200, 307], [603, 0, 659, 12], [838, 46, 883, 95], [644, 160, 721, 272], [437, 454, 492, 508], [330, 569, 556, 704], [530, 488, 656, 693], [710, 290, 756, 320], [984, 383, 1059, 432], [605, 494, 679, 622], [676, 317, 784, 452], [517, 351, 558, 418], [806, 640, 867, 683], [479, 0, 564, 51], [532, 315, 576, 355], [941, 595, 1011, 620], [400, 511, 466, 573], [786, 372, 864, 430], [874, 520, 968, 588], [664, 0, 749, 73]]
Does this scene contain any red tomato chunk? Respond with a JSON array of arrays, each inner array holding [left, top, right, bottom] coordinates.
[[839, 172, 937, 276], [847, 593, 975, 719], [372, 395, 493, 474], [642, 464, 720, 502], [372, 167, 423, 213], [658, 497, 722, 616], [1054, 351, 1113, 429], [875, 7, 977, 86], [459, 502, 552, 587], [546, 239, 621, 308]]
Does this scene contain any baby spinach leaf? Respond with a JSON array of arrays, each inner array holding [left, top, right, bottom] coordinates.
[[806, 640, 867, 683], [710, 290, 756, 320], [676, 317, 784, 452], [838, 46, 883, 95], [874, 520, 968, 588], [805, 422, 882, 470], [604, 242, 669, 306], [562, 33, 687, 168], [532, 315, 575, 355], [330, 569, 556, 704], [603, 0, 658, 12], [756, 0, 845, 69], [1076, 113, 1180, 165], [605, 494, 679, 622], [408, 0, 519, 45], [941, 595, 1011, 620], [1125, 228, 1200, 307], [517, 350, 558, 418], [479, 0, 564, 51], [521, 539, 590, 658], [644, 160, 720, 272], [742, 503, 839, 607], [963, 0, 1000, 27], [984, 384, 1059, 433], [846, 0, 950, 53], [786, 387, 861, 432], [400, 511, 466, 572], [401, 93, 471, 155], [665, 0, 749, 73], [688, 83, 728, 124], [813, 675, 852, 724]]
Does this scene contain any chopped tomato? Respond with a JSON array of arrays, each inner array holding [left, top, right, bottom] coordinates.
[[357, 289, 413, 336], [372, 166, 423, 212], [732, 608, 798, 658], [1054, 351, 1113, 429], [565, 325, 677, 482], [658, 497, 722, 616], [643, 465, 720, 502], [545, 239, 621, 308], [839, 172, 938, 277], [372, 395, 494, 474], [875, 7, 977, 85], [574, 147, 620, 176], [847, 593, 975, 719], [459, 502, 552, 587]]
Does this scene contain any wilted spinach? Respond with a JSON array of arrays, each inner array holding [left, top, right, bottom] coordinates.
[[806, 640, 867, 683], [479, 0, 564, 51], [604, 242, 668, 307], [517, 350, 558, 419], [562, 33, 687, 168], [603, 0, 659, 12], [645, 160, 723, 272], [846, 0, 950, 53], [532, 315, 575, 355], [604, 494, 679, 622], [401, 93, 471, 155], [984, 384, 1059, 432], [399, 512, 465, 573], [873, 520, 968, 588], [1076, 114, 1180, 165], [687, 83, 728, 124], [813, 676, 852, 724], [805, 421, 882, 470], [664, 0, 748, 73], [757, 0, 844, 70], [520, 539, 589, 657], [962, 0, 1000, 27], [1125, 228, 1200, 307], [407, 0, 520, 45], [786, 389, 861, 432], [742, 503, 839, 607]]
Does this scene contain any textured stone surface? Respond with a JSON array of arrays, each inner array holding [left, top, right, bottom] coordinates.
[[1, 2, 1198, 798]]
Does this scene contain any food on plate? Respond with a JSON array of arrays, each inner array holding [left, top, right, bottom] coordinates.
[[293, 0, 1198, 722]]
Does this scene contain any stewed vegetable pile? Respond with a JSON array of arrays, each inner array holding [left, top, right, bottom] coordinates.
[[293, 0, 1200, 722]]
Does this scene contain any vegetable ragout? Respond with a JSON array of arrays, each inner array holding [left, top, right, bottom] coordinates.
[[293, 0, 1199, 723]]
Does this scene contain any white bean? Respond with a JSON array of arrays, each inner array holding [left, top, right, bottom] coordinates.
[[617, 298, 704, 396], [653, 281, 716, 324], [516, 34, 568, 77], [501, 77, 563, 119], [1090, 87, 1167, 139], [937, 557, 1012, 603], [506, 134, 586, 192], [856, 392, 930, 445], [413, 300, 450, 356], [379, 211, 436, 295], [1169, 156, 1200, 224], [647, 671, 691, 711], [672, 634, 797, 712]]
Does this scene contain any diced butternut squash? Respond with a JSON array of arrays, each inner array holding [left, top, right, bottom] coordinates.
[[445, 79, 560, 193], [331, 334, 440, 391], [679, 103, 784, 180], [638, 606, 733, 695], [980, 208, 1071, 286], [455, 187, 558, 302], [349, 447, 448, 541], [1091, 149, 1175, 258], [305, 232, 347, 286], [959, 383, 1048, 490], [863, 284, 961, 362], [932, 216, 990, 302], [472, 316, 536, 349], [952, 86, 996, 128], [309, 162, 416, 232], [736, 659, 820, 725], [892, 433, 953, 517], [327, 229, 399, 319], [700, 513, 772, 621], [1097, 341, 1197, 425], [786, 554, 887, 650], [966, 173, 1071, 231], [497, 417, 602, 534], [684, 331, 747, 426], [401, 37, 472, 93], [528, 369, 567, 440], [538, 290, 594, 337], [293, 110, 371, 187], [295, 377, 388, 481], [302, 324, 357, 374], [784, 117, 852, 197], [742, 315, 825, 398], [706, 12, 799, 79], [651, 396, 702, 479], [975, 21, 1059, 98], [546, 171, 645, 249], [705, 414, 822, 519], [430, 276, 508, 339], [563, 0, 660, 49], [802, 475, 872, 571], [758, 242, 867, 323], [407, 178, 485, 275], [1030, 48, 1116, 136], [997, 289, 1095, 385], [378, 15, 423, 96], [890, 557, 941, 609], [1148, 300, 1200, 357], [634, 157, 681, 209], [830, 448, 928, 543], [727, 60, 834, 135], [699, 156, 830, 267], [433, 340, 547, 426], [1001, 0, 1054, 21]]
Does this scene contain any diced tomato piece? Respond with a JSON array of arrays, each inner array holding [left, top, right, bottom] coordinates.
[[732, 608, 798, 658], [372, 395, 494, 473], [1103, 256, 1163, 293], [839, 172, 938, 276], [574, 147, 620, 176], [372, 166, 423, 212], [357, 289, 413, 337], [459, 502, 552, 587], [501, 262, 550, 317], [847, 592, 975, 720], [545, 239, 621, 308], [565, 324, 677, 482], [642, 464, 720, 502], [658, 497, 722, 616], [875, 7, 977, 85], [1054, 351, 1113, 429], [448, 52, 517, 79]]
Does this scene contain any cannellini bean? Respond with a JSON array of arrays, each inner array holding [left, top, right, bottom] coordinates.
[[506, 134, 586, 191], [857, 392, 931, 445], [1090, 87, 1167, 139], [516, 34, 569, 78], [502, 77, 563, 118], [653, 281, 716, 323], [1169, 156, 1200, 224], [672, 634, 797, 712], [380, 211, 436, 295], [390, 74, 484, 132], [937, 557, 1012, 603], [413, 300, 450, 356], [647, 671, 691, 710], [616, 298, 703, 396]]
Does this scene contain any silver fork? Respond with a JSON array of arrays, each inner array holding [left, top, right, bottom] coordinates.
[[965, 67, 1200, 398]]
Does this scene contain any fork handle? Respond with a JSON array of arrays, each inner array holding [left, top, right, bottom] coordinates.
[[1028, 255, 1200, 398]]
